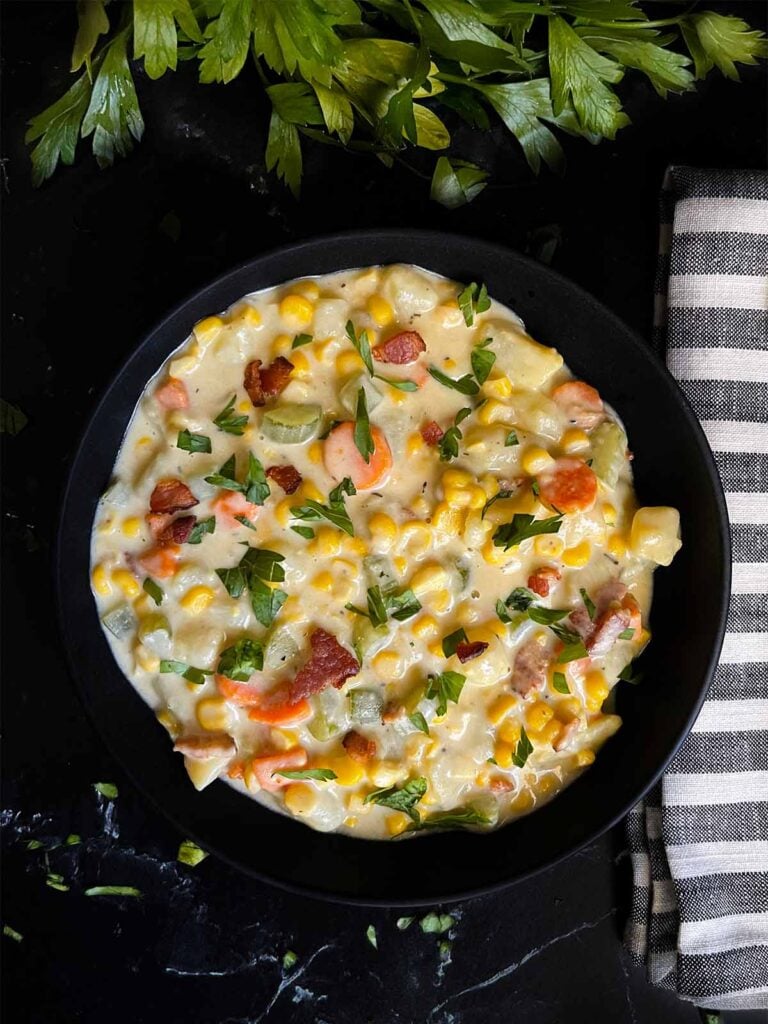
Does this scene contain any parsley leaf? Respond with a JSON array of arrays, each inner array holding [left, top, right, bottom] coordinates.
[[580, 588, 596, 620], [438, 406, 472, 461], [408, 711, 430, 735], [527, 606, 569, 626], [442, 627, 468, 658], [506, 587, 536, 612], [291, 332, 313, 348], [493, 513, 563, 550], [681, 11, 768, 81], [552, 671, 570, 694], [291, 478, 356, 536], [428, 365, 479, 395], [291, 525, 315, 539], [81, 28, 145, 169], [481, 488, 514, 519], [457, 282, 490, 327], [619, 660, 643, 685], [0, 399, 28, 435], [505, 431, 519, 447], [177, 429, 211, 454], [71, 0, 110, 73], [345, 320, 374, 376], [470, 338, 495, 384], [244, 452, 270, 505], [217, 638, 263, 681], [375, 376, 419, 392], [159, 660, 211, 685], [84, 886, 142, 898], [425, 671, 466, 717], [550, 623, 588, 663], [366, 586, 388, 628], [250, 577, 288, 628], [275, 768, 338, 781], [385, 588, 421, 622], [93, 782, 118, 799], [142, 577, 164, 606], [188, 516, 215, 544], [411, 806, 491, 831], [353, 387, 374, 463], [205, 454, 240, 491], [133, 0, 201, 80], [213, 395, 249, 436], [365, 777, 427, 822], [618, 627, 635, 640], [265, 108, 303, 198], [25, 69, 93, 186], [512, 726, 533, 768], [430, 156, 488, 209]]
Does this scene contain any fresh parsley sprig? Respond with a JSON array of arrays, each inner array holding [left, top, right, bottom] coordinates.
[[365, 777, 427, 823], [458, 282, 490, 327], [213, 395, 249, 436], [216, 547, 288, 628], [438, 407, 472, 461], [346, 585, 421, 627], [291, 477, 356, 536], [205, 452, 270, 506], [492, 513, 564, 551]]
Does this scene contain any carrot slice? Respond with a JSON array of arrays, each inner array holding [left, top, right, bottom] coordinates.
[[551, 381, 603, 430], [217, 675, 261, 705], [323, 421, 393, 490], [247, 700, 311, 726], [217, 676, 311, 725], [250, 748, 308, 793], [537, 457, 597, 514], [155, 378, 189, 410], [138, 544, 180, 579], [211, 490, 260, 528]]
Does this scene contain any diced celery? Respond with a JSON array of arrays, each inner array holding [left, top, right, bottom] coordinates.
[[352, 617, 389, 662], [264, 627, 299, 671], [590, 421, 627, 488], [308, 709, 339, 742], [102, 603, 136, 640], [261, 404, 321, 444], [348, 688, 384, 725]]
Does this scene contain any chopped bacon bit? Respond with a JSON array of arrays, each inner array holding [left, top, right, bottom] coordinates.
[[155, 378, 189, 410], [260, 356, 294, 398], [266, 464, 302, 494], [372, 330, 426, 365], [527, 566, 561, 598], [244, 360, 264, 407], [420, 420, 444, 446], [456, 640, 489, 663], [287, 628, 360, 703], [568, 606, 593, 641], [149, 478, 198, 514], [146, 512, 173, 540], [342, 730, 377, 763], [157, 515, 196, 545], [382, 701, 403, 724], [509, 638, 549, 696], [490, 776, 515, 794], [173, 734, 235, 760], [227, 761, 245, 780]]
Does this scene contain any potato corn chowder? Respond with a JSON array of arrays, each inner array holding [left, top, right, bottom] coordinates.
[[90, 264, 681, 839]]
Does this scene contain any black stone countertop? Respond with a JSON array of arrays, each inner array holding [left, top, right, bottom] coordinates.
[[2, 4, 766, 1022]]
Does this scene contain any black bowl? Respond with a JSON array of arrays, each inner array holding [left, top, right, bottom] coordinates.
[[57, 231, 729, 905]]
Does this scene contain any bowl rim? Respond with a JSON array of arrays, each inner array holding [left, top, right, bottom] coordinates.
[[55, 228, 731, 905]]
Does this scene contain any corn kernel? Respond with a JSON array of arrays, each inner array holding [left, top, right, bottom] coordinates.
[[279, 294, 314, 327], [135, 645, 159, 673], [476, 399, 507, 426], [432, 589, 451, 613], [499, 718, 522, 746], [411, 496, 430, 518], [401, 520, 432, 546], [92, 564, 112, 597], [472, 618, 507, 641], [511, 789, 534, 813], [463, 510, 492, 547], [410, 564, 449, 597], [584, 670, 610, 712], [346, 792, 366, 813], [561, 428, 590, 454], [112, 568, 140, 599], [299, 481, 324, 503], [602, 503, 617, 526], [235, 305, 262, 327], [575, 749, 596, 767], [344, 816, 358, 828], [336, 351, 365, 376], [432, 501, 465, 534], [438, 300, 464, 328], [483, 376, 513, 399], [343, 536, 367, 557], [556, 696, 581, 719], [428, 640, 444, 658], [121, 517, 142, 539], [607, 533, 627, 559], [157, 708, 180, 739], [309, 526, 342, 557], [533, 534, 565, 558], [304, 441, 323, 465], [368, 760, 406, 788], [393, 555, 408, 575], [466, 485, 487, 510], [193, 316, 224, 346], [367, 295, 394, 327], [522, 446, 555, 476], [272, 333, 292, 358], [311, 571, 334, 592], [537, 773, 558, 795], [479, 474, 500, 498], [372, 650, 404, 677], [313, 337, 336, 361], [388, 387, 408, 405], [442, 468, 473, 488], [443, 357, 457, 369], [412, 614, 438, 639], [386, 812, 411, 836], [488, 694, 517, 725], [178, 585, 213, 616], [368, 512, 397, 551], [284, 783, 317, 815], [196, 697, 231, 732], [270, 728, 298, 751], [494, 741, 514, 768], [275, 499, 293, 527], [481, 539, 520, 567], [526, 701, 554, 732], [323, 755, 364, 787], [296, 280, 320, 301], [444, 485, 472, 509], [407, 432, 425, 456], [290, 350, 310, 376], [562, 541, 592, 568]]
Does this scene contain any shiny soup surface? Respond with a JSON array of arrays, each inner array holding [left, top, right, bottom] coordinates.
[[90, 265, 681, 839]]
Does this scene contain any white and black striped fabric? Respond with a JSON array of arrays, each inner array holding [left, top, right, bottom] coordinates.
[[625, 166, 768, 1011]]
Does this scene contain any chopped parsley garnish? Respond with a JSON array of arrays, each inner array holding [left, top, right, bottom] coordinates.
[[93, 782, 118, 800], [177, 429, 211, 454], [618, 627, 636, 640], [506, 587, 536, 611], [291, 477, 356, 536], [410, 805, 491, 831], [159, 660, 212, 685], [188, 516, 215, 544], [470, 337, 495, 384], [291, 333, 313, 348], [492, 513, 563, 550], [290, 525, 315, 539], [552, 671, 570, 694], [205, 452, 270, 505], [274, 768, 338, 781], [425, 671, 466, 717], [441, 627, 468, 658], [345, 320, 374, 376], [365, 777, 427, 823], [142, 577, 164, 605], [347, 586, 421, 627], [549, 623, 588, 663], [84, 886, 142, 898], [408, 711, 430, 735], [512, 726, 533, 768], [385, 588, 421, 622], [366, 924, 378, 949], [580, 588, 596, 620], [217, 547, 287, 627], [527, 606, 569, 626], [353, 386, 374, 463], [376, 376, 418, 392], [46, 873, 69, 892], [619, 661, 643, 685], [438, 406, 472, 461], [458, 282, 490, 327], [234, 514, 257, 531], [428, 365, 479, 396], [213, 395, 249, 436], [505, 431, 519, 447], [217, 637, 264, 681], [177, 840, 208, 867]]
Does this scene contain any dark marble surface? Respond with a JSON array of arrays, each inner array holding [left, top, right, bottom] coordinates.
[[2, 3, 766, 1022]]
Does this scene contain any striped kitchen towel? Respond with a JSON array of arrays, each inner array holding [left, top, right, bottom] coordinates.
[[625, 166, 768, 1011]]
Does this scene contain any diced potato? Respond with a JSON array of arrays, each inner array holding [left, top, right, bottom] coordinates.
[[184, 755, 229, 791], [630, 507, 682, 566], [485, 321, 563, 389], [383, 266, 438, 317]]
